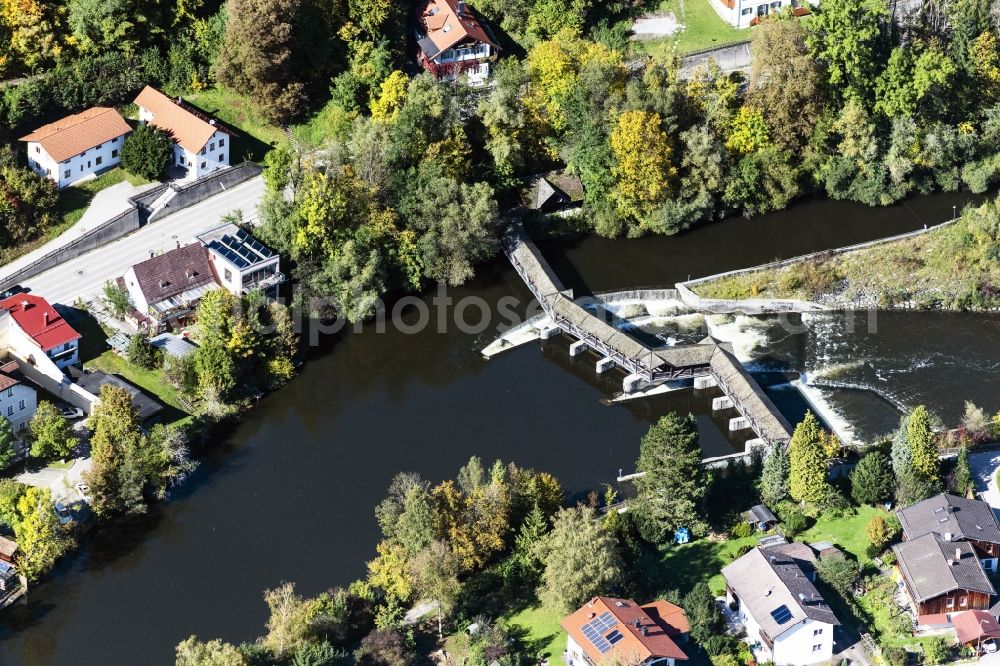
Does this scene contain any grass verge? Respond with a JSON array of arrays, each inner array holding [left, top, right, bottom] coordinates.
[[506, 605, 567, 665]]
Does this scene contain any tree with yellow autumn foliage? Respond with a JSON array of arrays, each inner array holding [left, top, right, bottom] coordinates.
[[609, 109, 674, 222]]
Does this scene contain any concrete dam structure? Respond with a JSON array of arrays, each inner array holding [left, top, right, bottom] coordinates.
[[504, 224, 793, 447]]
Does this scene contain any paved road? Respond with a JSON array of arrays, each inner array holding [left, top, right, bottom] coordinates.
[[970, 449, 1000, 508], [21, 176, 266, 307]]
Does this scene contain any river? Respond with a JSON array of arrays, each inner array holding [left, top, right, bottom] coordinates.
[[0, 191, 990, 664]]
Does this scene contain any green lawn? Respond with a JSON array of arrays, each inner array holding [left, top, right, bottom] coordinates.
[[86, 350, 191, 426], [291, 99, 356, 149], [635, 0, 747, 56], [799, 504, 887, 565], [506, 605, 568, 665], [184, 87, 287, 162]]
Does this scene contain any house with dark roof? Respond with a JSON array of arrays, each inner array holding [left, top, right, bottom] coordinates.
[[135, 86, 232, 182], [416, 0, 499, 85], [20, 107, 131, 188], [561, 596, 689, 666], [722, 542, 839, 665], [0, 294, 82, 370], [122, 225, 281, 331], [892, 534, 996, 626], [896, 493, 1000, 572]]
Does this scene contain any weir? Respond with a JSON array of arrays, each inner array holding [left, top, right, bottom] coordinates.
[[504, 224, 794, 446]]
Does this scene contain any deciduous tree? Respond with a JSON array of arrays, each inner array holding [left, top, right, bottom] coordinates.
[[805, 0, 887, 102], [29, 401, 77, 461], [534, 506, 622, 613], [14, 486, 72, 580], [610, 110, 674, 221], [0, 418, 17, 470], [409, 540, 460, 639], [175, 635, 247, 666], [262, 582, 312, 658]]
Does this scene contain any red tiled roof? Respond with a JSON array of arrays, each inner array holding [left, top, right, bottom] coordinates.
[[419, 0, 497, 58], [561, 597, 688, 664], [134, 86, 231, 154], [19, 107, 131, 164], [1, 294, 81, 352]]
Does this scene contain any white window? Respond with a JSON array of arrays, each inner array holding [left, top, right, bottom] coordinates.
[[95, 156, 102, 166], [6, 406, 11, 416], [209, 142, 215, 151], [34, 145, 39, 154], [6, 388, 12, 398], [224, 268, 232, 282], [112, 149, 118, 158], [946, 598, 955, 608], [741, 7, 751, 14], [219, 138, 225, 147], [812, 645, 822, 653], [218, 153, 224, 162], [18, 400, 24, 411], [64, 169, 70, 178], [200, 161, 206, 170], [96, 143, 102, 150], [813, 628, 823, 636], [960, 597, 968, 607]]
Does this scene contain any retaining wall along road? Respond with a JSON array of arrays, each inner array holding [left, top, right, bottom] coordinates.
[[0, 162, 262, 292]]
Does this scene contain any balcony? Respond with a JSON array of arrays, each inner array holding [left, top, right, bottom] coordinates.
[[242, 271, 285, 294]]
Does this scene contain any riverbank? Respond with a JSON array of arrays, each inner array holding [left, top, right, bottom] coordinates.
[[690, 197, 1000, 312]]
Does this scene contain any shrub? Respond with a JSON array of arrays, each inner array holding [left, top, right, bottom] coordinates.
[[923, 636, 949, 665], [729, 520, 752, 539], [121, 123, 172, 181], [883, 646, 907, 666], [702, 634, 737, 657], [777, 505, 809, 536], [127, 332, 163, 370]]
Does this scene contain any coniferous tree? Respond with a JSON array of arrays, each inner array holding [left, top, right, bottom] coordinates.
[[907, 406, 940, 481], [758, 443, 790, 507], [850, 451, 894, 506], [632, 413, 707, 541], [788, 412, 830, 504], [952, 446, 973, 497]]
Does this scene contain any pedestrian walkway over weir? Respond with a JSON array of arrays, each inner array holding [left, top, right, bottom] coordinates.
[[504, 224, 793, 446]]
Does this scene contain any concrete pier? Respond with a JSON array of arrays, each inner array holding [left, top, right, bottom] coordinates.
[[540, 324, 561, 340], [569, 340, 588, 357], [596, 357, 615, 373], [729, 416, 751, 431], [624, 373, 644, 393], [745, 437, 767, 451], [694, 376, 718, 390], [712, 396, 733, 411]]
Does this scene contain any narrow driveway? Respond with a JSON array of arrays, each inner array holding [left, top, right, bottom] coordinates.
[[21, 176, 265, 306]]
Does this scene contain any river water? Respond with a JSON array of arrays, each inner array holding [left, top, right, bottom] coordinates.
[[0, 191, 990, 664]]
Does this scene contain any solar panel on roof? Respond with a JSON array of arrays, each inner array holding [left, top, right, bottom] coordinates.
[[770, 605, 793, 625], [581, 612, 618, 654], [606, 630, 623, 645]]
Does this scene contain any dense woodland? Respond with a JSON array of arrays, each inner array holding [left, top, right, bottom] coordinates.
[[1, 0, 1000, 319]]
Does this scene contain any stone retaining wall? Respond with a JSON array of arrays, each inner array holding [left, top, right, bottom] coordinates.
[[147, 162, 262, 222]]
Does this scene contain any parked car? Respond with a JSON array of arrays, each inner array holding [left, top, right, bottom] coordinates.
[[75, 483, 89, 500], [0, 286, 24, 300], [53, 501, 73, 525], [58, 405, 84, 419]]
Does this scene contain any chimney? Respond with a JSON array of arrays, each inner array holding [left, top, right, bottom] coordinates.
[[948, 558, 956, 566], [634, 619, 641, 629], [798, 593, 806, 602], [43, 312, 48, 326], [956, 547, 963, 560], [19, 299, 28, 309], [457, 0, 466, 15], [641, 626, 648, 637]]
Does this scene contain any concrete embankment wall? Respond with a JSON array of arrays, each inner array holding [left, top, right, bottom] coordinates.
[[674, 216, 962, 315], [0, 207, 141, 292], [680, 41, 752, 76], [147, 163, 263, 223]]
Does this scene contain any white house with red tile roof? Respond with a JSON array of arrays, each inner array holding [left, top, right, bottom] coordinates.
[[135, 86, 232, 182], [20, 107, 131, 189], [0, 294, 81, 370], [0, 358, 36, 434], [561, 596, 689, 666], [416, 0, 499, 84]]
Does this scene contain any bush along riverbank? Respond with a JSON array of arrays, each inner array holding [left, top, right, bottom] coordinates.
[[691, 196, 1000, 311]]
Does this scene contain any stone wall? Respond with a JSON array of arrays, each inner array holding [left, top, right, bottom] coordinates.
[[0, 207, 141, 292], [147, 162, 263, 223]]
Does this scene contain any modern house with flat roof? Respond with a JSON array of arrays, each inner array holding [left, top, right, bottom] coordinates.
[[416, 0, 499, 85], [561, 596, 689, 666], [722, 541, 839, 665], [135, 86, 232, 181], [20, 107, 131, 188], [195, 223, 284, 297]]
